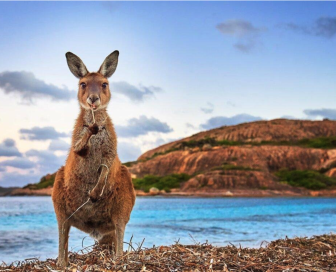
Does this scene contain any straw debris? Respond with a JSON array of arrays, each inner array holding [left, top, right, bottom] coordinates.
[[1, 234, 335, 271]]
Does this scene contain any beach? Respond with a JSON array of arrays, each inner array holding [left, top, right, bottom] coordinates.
[[1, 196, 336, 264]]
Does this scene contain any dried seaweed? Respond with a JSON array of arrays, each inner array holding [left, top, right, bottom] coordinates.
[[1, 234, 335, 271]]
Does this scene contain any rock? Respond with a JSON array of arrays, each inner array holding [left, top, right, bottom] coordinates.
[[191, 147, 200, 153], [149, 187, 160, 195], [207, 178, 215, 186], [326, 168, 336, 177], [224, 191, 233, 196], [202, 144, 212, 151]]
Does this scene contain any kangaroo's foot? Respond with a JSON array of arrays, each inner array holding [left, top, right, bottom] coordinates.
[[56, 258, 68, 269]]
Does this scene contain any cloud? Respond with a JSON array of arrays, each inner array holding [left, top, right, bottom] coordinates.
[[216, 19, 264, 37], [303, 108, 336, 120], [284, 17, 336, 39], [0, 157, 35, 170], [0, 148, 66, 187], [0, 71, 76, 104], [20, 126, 69, 141], [0, 139, 22, 157], [216, 19, 266, 52], [140, 137, 176, 151], [200, 114, 262, 130], [186, 123, 197, 129], [227, 101, 236, 107], [281, 115, 298, 120], [0, 172, 41, 187], [234, 41, 256, 53], [101, 1, 121, 13], [118, 142, 142, 162], [201, 102, 214, 114], [26, 149, 65, 173], [48, 139, 70, 151], [115, 115, 173, 138], [111, 81, 162, 102], [0, 139, 67, 186]]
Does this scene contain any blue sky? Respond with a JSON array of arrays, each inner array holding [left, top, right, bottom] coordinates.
[[0, 1, 336, 187]]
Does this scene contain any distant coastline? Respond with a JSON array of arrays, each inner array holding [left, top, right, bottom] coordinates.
[[3, 186, 336, 197]]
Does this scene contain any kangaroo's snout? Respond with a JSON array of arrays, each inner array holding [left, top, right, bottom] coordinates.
[[87, 94, 101, 109], [89, 95, 99, 104]]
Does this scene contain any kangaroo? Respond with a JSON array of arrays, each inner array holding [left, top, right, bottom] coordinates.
[[52, 51, 136, 268]]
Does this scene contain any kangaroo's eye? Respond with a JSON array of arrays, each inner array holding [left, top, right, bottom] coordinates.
[[80, 82, 86, 88], [102, 83, 108, 88]]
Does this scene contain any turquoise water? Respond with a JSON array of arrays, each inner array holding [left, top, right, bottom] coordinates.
[[1, 196, 336, 263]]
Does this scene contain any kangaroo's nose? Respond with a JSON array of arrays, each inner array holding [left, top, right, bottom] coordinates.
[[89, 96, 99, 103]]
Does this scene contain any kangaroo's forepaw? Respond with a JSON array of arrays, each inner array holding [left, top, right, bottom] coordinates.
[[89, 191, 99, 203], [88, 123, 99, 135]]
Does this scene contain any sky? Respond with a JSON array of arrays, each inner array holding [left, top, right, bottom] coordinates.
[[0, 1, 336, 187]]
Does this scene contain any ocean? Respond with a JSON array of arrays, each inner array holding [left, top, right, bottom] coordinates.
[[0, 196, 336, 263]]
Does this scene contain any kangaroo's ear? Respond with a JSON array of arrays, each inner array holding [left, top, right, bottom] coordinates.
[[65, 52, 89, 78], [98, 50, 119, 78]]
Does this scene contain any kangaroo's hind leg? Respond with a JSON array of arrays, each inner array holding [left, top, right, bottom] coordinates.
[[99, 231, 117, 251], [115, 221, 126, 256], [52, 167, 70, 268]]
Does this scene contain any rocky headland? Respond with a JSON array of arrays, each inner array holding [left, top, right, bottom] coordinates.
[[5, 119, 336, 197]]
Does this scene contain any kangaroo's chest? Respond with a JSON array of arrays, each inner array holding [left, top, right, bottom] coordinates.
[[88, 126, 109, 152], [70, 199, 115, 239], [76, 128, 110, 180]]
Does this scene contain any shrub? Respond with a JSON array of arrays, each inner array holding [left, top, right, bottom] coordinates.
[[212, 163, 259, 171], [217, 140, 243, 146], [297, 137, 336, 149], [133, 173, 191, 193], [123, 161, 138, 167], [180, 137, 217, 148], [275, 169, 336, 190]]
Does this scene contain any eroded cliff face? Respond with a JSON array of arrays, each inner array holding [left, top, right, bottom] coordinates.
[[132, 146, 331, 177], [139, 119, 336, 160], [130, 146, 333, 191], [129, 119, 336, 194]]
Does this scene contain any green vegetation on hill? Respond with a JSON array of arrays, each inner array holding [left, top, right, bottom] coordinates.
[[296, 137, 336, 149], [180, 137, 218, 148], [145, 136, 336, 161], [24, 173, 56, 190], [212, 163, 260, 172], [132, 173, 191, 193], [275, 169, 336, 190], [123, 161, 138, 167], [185, 136, 336, 149]]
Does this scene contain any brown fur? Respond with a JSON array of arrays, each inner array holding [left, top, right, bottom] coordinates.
[[52, 52, 135, 268]]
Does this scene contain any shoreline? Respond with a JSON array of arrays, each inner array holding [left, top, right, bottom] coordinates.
[[3, 193, 336, 198], [3, 187, 336, 198]]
